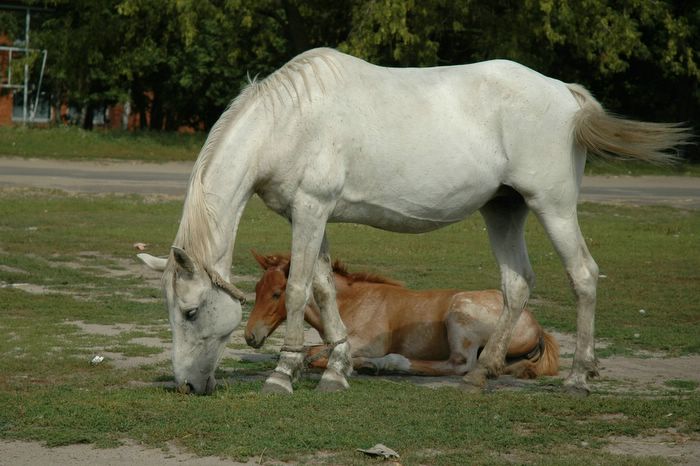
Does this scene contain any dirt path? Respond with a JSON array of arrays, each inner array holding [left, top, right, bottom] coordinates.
[[1, 156, 699, 208]]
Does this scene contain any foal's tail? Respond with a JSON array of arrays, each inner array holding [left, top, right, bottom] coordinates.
[[504, 331, 560, 379], [567, 83, 692, 165]]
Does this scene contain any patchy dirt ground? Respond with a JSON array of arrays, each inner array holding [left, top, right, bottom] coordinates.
[[2, 253, 699, 465]]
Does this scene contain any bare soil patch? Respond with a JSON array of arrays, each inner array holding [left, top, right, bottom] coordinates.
[[605, 429, 700, 465], [0, 439, 278, 466]]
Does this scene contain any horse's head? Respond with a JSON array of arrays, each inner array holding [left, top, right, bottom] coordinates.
[[142, 247, 244, 395], [244, 251, 290, 348]]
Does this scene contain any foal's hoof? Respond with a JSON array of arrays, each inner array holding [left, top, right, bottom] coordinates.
[[316, 369, 349, 392], [262, 372, 293, 395], [356, 361, 379, 376], [461, 368, 487, 394]]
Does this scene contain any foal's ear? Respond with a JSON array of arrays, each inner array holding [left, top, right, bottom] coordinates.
[[251, 250, 270, 269], [172, 246, 197, 275]]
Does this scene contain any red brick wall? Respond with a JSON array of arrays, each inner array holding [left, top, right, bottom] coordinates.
[[0, 34, 14, 126], [0, 93, 12, 125]]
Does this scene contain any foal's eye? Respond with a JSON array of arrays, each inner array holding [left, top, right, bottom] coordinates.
[[272, 291, 282, 300], [184, 308, 198, 321]]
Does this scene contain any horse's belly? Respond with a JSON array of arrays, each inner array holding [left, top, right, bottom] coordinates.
[[328, 147, 503, 232], [330, 184, 497, 233]]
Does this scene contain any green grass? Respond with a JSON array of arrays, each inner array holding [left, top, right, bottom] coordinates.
[[1, 189, 699, 464], [0, 126, 699, 175], [0, 126, 204, 162], [1, 381, 697, 464], [664, 379, 699, 391]]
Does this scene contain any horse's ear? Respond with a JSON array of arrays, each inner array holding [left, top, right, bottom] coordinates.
[[172, 246, 197, 275], [251, 250, 270, 269]]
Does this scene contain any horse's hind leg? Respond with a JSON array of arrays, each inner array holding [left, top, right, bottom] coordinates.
[[312, 235, 352, 392], [532, 203, 599, 395], [463, 194, 534, 390]]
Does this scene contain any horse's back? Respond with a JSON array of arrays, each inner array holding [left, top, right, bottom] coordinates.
[[257, 49, 585, 231], [319, 51, 581, 223]]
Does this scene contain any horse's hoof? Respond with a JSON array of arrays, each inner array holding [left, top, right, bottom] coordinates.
[[563, 382, 591, 398], [316, 370, 349, 392], [262, 372, 293, 394], [462, 368, 487, 393], [460, 383, 484, 394]]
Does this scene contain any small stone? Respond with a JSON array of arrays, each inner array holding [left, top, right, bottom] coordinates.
[[90, 355, 105, 365]]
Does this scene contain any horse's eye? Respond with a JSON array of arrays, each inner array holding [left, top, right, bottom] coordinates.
[[185, 308, 198, 321], [272, 291, 282, 300]]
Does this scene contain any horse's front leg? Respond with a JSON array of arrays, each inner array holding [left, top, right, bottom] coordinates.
[[262, 198, 342, 394], [312, 235, 351, 391]]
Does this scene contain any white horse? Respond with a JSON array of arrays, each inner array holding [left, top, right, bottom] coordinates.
[[139, 48, 688, 395]]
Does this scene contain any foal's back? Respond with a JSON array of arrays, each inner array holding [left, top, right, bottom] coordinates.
[[333, 277, 540, 360]]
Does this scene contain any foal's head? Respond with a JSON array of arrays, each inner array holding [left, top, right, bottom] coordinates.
[[245, 251, 291, 348]]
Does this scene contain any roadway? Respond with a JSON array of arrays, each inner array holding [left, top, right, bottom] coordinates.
[[1, 157, 699, 209]]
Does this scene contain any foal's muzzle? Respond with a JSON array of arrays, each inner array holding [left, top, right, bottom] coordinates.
[[245, 333, 266, 349]]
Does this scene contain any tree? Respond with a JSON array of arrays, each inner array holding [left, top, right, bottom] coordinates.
[[29, 0, 127, 129], [4, 0, 696, 161]]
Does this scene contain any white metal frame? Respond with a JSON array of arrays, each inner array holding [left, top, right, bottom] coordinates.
[[0, 3, 49, 123]]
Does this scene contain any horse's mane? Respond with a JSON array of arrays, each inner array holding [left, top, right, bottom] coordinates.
[[262, 253, 404, 288], [172, 49, 343, 269], [248, 48, 342, 114]]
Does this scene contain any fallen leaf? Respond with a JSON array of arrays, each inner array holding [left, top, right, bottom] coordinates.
[[357, 443, 400, 459]]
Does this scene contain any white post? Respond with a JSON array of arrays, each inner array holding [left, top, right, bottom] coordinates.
[[22, 7, 30, 125]]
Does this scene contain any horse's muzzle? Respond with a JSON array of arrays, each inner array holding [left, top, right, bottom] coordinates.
[[176, 376, 216, 395]]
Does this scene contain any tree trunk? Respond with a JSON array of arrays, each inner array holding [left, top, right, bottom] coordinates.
[[282, 0, 310, 55], [149, 90, 163, 131], [83, 103, 94, 130]]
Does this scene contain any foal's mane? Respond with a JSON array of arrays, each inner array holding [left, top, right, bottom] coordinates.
[[173, 49, 343, 269], [332, 260, 404, 288], [263, 253, 404, 288]]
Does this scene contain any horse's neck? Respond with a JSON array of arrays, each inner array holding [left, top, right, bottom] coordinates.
[[183, 105, 266, 276]]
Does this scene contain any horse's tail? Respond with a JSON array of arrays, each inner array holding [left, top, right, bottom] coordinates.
[[504, 330, 560, 379], [567, 83, 692, 165]]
